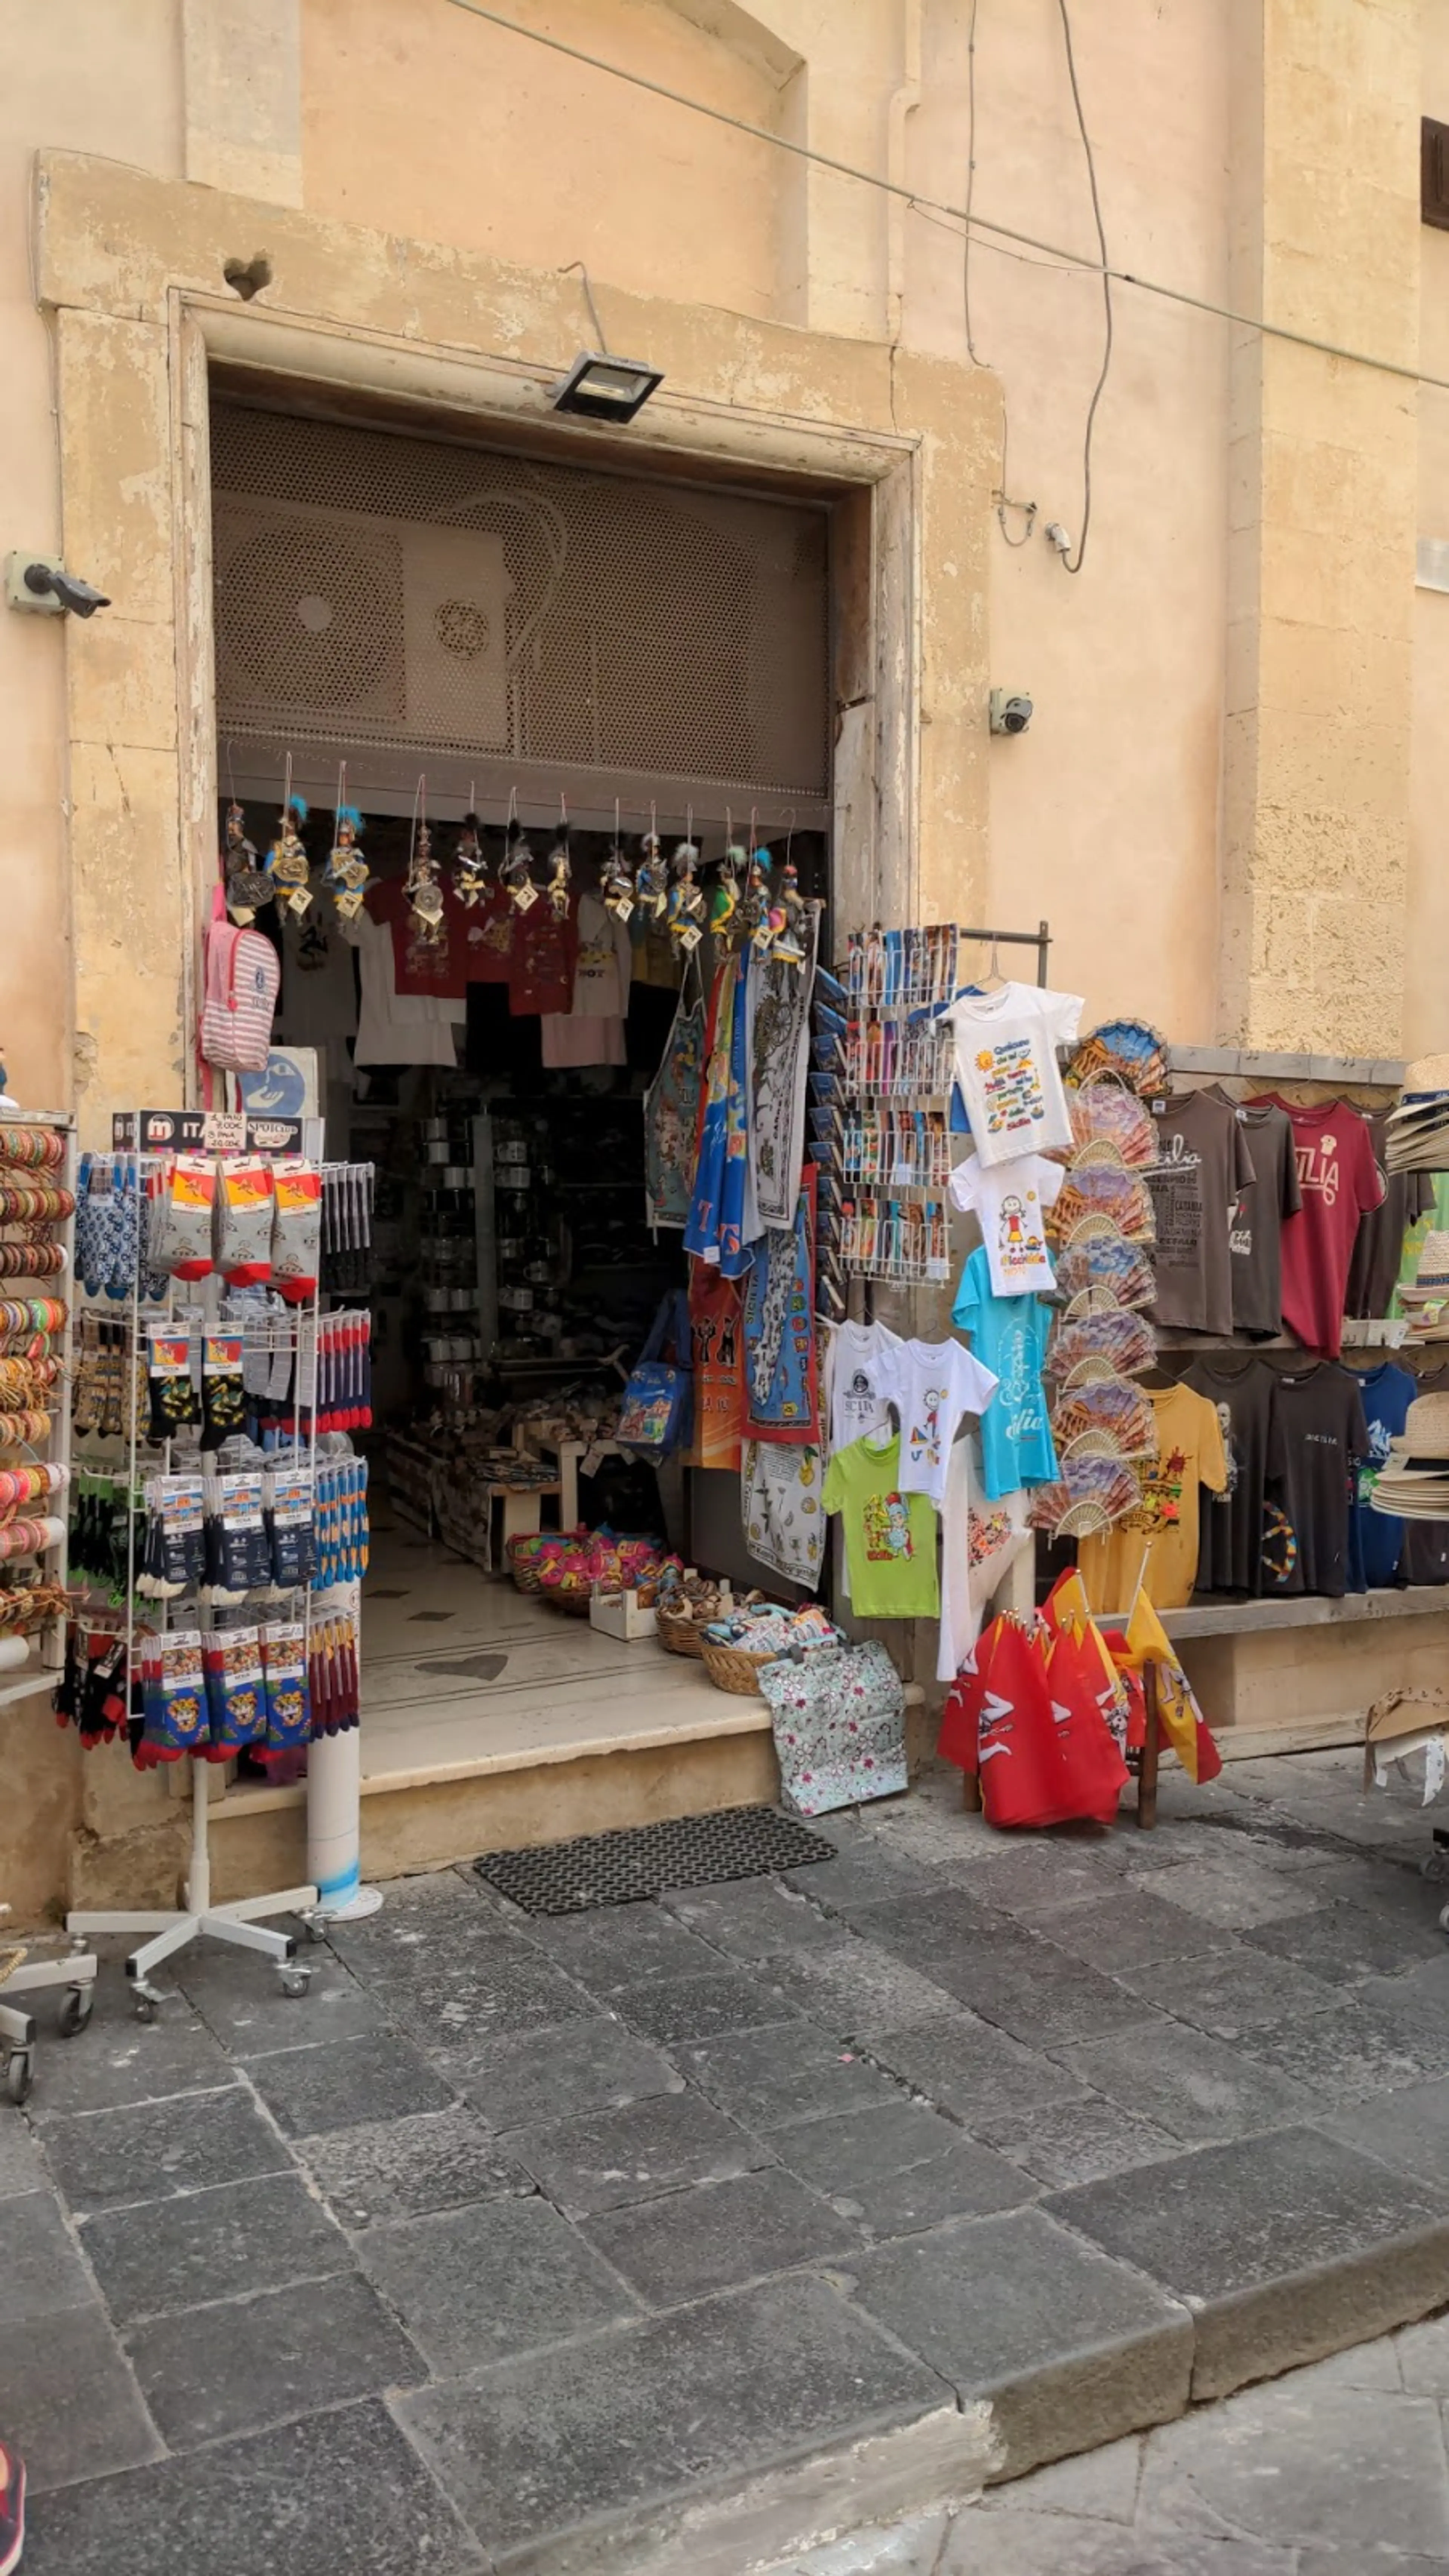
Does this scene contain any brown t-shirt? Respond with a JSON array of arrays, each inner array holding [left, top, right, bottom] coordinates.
[[1271, 1361, 1370, 1598], [1146, 1090, 1256, 1335], [1206, 1093, 1302, 1338], [1345, 1112, 1432, 1320]]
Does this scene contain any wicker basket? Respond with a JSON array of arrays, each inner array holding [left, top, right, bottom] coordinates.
[[699, 1636, 783, 1697], [540, 1583, 594, 1615], [506, 1536, 546, 1595], [656, 1604, 706, 1660]]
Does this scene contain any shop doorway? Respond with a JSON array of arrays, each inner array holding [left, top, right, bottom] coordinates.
[[209, 389, 835, 1794]]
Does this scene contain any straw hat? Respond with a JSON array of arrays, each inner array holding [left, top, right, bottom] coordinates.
[[1399, 1054, 1449, 1098], [1398, 1232, 1449, 1303], [1390, 1390, 1449, 1455]]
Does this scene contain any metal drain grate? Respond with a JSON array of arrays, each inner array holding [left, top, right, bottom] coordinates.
[[474, 1804, 835, 1914]]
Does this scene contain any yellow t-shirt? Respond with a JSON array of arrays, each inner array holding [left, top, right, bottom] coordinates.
[[1078, 1382, 1228, 1613]]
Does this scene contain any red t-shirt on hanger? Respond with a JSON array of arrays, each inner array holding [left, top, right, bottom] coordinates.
[[1247, 1097, 1384, 1358], [508, 895, 579, 1017], [368, 875, 469, 1000]]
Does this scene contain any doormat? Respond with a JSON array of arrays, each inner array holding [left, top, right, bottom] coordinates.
[[474, 1804, 835, 1914]]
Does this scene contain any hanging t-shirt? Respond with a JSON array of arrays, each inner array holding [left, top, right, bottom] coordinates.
[[1183, 1357, 1288, 1597], [940, 981, 1084, 1166], [895, 1337, 998, 1509], [821, 1430, 939, 1619], [1204, 1092, 1302, 1338], [937, 1430, 1031, 1682], [948, 1151, 1064, 1297], [540, 891, 631, 1066], [1346, 1360, 1414, 1591], [337, 910, 463, 1068], [1078, 1383, 1229, 1613], [1248, 1098, 1384, 1358], [508, 897, 580, 1018], [1270, 1360, 1370, 1598], [684, 1264, 744, 1472], [952, 1244, 1057, 1499], [1346, 1113, 1433, 1319], [828, 1319, 904, 1453], [458, 882, 516, 986], [368, 875, 471, 1000], [1146, 1089, 1256, 1335]]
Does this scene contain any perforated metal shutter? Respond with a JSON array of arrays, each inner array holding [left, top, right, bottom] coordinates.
[[210, 401, 830, 821]]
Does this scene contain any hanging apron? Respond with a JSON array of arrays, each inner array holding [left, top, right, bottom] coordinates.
[[643, 974, 705, 1229]]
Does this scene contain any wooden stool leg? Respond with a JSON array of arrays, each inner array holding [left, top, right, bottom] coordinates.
[[961, 1770, 983, 1813], [1137, 1659, 1161, 1830]]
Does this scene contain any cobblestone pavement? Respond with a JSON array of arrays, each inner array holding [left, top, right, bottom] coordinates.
[[3, 1744, 1449, 2571]]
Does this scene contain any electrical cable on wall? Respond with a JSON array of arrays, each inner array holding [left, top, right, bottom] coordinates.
[[1054, 0, 1112, 575], [446, 0, 1449, 408], [964, 0, 1036, 549]]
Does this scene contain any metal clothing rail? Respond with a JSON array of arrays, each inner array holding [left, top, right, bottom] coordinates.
[[956, 923, 1053, 989]]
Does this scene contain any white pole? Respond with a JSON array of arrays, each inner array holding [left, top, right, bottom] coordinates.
[[186, 1756, 211, 1916], [305, 1577, 381, 1918]]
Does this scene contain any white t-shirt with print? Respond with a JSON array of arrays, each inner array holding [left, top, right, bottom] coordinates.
[[949, 1150, 1065, 1297], [942, 982, 1084, 1167], [895, 1336, 998, 1509], [828, 1319, 903, 1455]]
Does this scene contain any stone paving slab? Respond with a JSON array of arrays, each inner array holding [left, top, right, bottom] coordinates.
[[395, 2273, 951, 2573], [12, 1744, 1449, 2575], [1046, 2124, 1449, 2400], [840, 2205, 1193, 2479]]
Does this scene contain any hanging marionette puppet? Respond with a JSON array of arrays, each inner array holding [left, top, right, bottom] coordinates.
[[222, 801, 273, 922], [405, 785, 448, 960], [708, 834, 744, 950], [635, 818, 668, 920], [743, 834, 775, 954], [666, 827, 705, 956], [601, 804, 636, 921], [454, 808, 489, 907], [324, 770, 371, 924], [545, 802, 573, 920], [771, 850, 809, 970], [265, 767, 313, 921], [499, 794, 537, 912]]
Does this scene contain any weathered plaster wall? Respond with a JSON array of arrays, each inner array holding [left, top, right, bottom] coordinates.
[[1410, 0, 1449, 1061], [1222, 0, 1419, 1056], [0, 0, 182, 1121]]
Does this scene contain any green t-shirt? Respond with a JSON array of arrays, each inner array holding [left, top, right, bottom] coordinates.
[[821, 1432, 939, 1619]]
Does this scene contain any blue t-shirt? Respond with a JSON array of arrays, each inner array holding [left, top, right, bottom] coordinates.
[[952, 1243, 1057, 1498], [1348, 1360, 1413, 1591]]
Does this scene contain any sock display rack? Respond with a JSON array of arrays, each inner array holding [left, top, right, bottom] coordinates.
[[831, 922, 1052, 1287], [0, 1108, 99, 2103], [63, 1110, 371, 2016]]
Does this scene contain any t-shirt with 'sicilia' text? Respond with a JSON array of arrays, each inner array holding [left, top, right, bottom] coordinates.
[[949, 1150, 1064, 1296], [952, 1244, 1057, 1500], [821, 1431, 940, 1619], [1146, 1089, 1257, 1335], [1247, 1098, 1384, 1360], [941, 982, 1084, 1167]]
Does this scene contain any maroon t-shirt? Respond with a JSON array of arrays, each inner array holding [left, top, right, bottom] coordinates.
[[508, 896, 579, 1018], [1249, 1099, 1384, 1360], [368, 874, 470, 1001]]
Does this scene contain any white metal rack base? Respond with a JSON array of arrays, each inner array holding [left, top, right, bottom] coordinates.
[[68, 1759, 320, 2018], [0, 1915, 98, 2103]]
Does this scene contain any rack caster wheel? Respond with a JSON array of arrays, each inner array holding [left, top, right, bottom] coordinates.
[[277, 1967, 312, 2000], [57, 1986, 93, 2039], [1438, 1904, 1449, 1935], [132, 1992, 159, 2024], [4, 2048, 33, 2106]]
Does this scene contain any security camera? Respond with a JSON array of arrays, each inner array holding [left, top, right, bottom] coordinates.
[[988, 689, 1033, 736], [5, 554, 111, 618]]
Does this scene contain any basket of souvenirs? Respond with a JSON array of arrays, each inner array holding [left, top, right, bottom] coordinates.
[[536, 1529, 669, 1613], [698, 1601, 845, 1698]]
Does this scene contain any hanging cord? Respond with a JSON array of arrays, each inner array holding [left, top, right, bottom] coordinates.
[[964, 0, 1035, 548], [1055, 0, 1112, 576]]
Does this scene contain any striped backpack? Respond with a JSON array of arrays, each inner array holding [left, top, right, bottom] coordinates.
[[200, 884, 279, 1075]]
